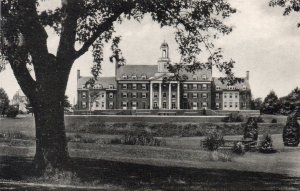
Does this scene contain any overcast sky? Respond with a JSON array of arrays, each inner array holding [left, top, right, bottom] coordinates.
[[1, 0, 299, 103]]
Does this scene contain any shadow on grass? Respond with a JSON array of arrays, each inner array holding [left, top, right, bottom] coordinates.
[[0, 156, 300, 190]]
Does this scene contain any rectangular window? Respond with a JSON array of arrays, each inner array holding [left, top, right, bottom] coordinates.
[[183, 84, 188, 90], [109, 101, 113, 108], [82, 101, 86, 108], [154, 93, 158, 98], [193, 93, 198, 99], [202, 84, 207, 90], [216, 93, 219, 99], [101, 102, 105, 107], [142, 93, 147, 98], [109, 84, 114, 89], [96, 101, 99, 107], [235, 102, 238, 108], [216, 86, 220, 90], [122, 93, 127, 98], [172, 102, 176, 109], [224, 102, 227, 108], [216, 102, 220, 109], [229, 102, 233, 108], [109, 93, 113, 98], [235, 93, 238, 98], [229, 93, 232, 98], [202, 93, 207, 99], [132, 102, 137, 107], [172, 92, 176, 98], [82, 92, 86, 99], [101, 93, 105, 98], [192, 102, 198, 107], [122, 84, 127, 89], [153, 102, 158, 109], [132, 83, 137, 89], [243, 102, 246, 107], [122, 102, 127, 107], [202, 102, 207, 107], [132, 92, 137, 98], [183, 93, 188, 98], [142, 84, 146, 90], [193, 84, 197, 90], [132, 75, 137, 80], [224, 93, 227, 98], [163, 92, 167, 98], [162, 102, 167, 109]]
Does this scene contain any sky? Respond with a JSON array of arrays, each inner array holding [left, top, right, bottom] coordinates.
[[0, 0, 300, 104]]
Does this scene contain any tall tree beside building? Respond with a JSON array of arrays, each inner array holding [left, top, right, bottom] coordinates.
[[250, 98, 263, 111], [1, 0, 236, 172], [0, 88, 9, 116], [279, 87, 300, 115], [261, 90, 281, 114]]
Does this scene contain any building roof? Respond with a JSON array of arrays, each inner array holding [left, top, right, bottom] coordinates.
[[181, 68, 212, 81], [77, 76, 117, 89], [213, 77, 250, 91], [116, 65, 158, 80]]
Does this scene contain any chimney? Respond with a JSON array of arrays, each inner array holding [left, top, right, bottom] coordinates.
[[246, 71, 249, 80], [77, 70, 81, 80]]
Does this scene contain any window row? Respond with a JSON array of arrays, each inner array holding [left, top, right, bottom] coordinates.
[[223, 102, 246, 108], [183, 83, 208, 90], [224, 93, 239, 99], [82, 84, 115, 89], [121, 92, 148, 99], [183, 93, 208, 99], [81, 92, 114, 99], [122, 83, 147, 90], [192, 74, 208, 81], [122, 74, 147, 80]]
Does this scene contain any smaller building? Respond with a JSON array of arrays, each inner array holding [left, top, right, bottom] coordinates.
[[212, 71, 251, 111], [11, 89, 28, 113], [77, 71, 117, 111]]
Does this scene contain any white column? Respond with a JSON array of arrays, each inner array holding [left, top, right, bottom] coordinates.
[[150, 82, 153, 109], [177, 82, 180, 109], [168, 83, 172, 109], [158, 82, 162, 109]]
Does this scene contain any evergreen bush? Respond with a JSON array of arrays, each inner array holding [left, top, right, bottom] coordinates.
[[271, 118, 277, 123], [282, 109, 300, 146], [259, 134, 276, 153], [203, 130, 225, 151], [6, 105, 19, 118], [232, 142, 245, 155], [243, 117, 258, 141]]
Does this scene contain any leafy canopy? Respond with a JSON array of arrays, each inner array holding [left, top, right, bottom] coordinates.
[[1, 0, 237, 87]]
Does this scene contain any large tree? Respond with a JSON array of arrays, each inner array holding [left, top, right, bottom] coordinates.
[[261, 90, 281, 114], [0, 88, 10, 116], [1, 0, 236, 171]]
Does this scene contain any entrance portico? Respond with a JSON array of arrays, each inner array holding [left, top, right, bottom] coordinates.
[[150, 81, 180, 109]]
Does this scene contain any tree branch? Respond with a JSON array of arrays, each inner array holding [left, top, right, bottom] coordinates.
[[75, 11, 123, 59]]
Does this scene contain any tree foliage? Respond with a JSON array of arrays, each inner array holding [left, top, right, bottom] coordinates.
[[283, 108, 300, 146], [0, 88, 10, 116], [279, 87, 300, 115], [261, 90, 281, 115], [269, 0, 300, 28]]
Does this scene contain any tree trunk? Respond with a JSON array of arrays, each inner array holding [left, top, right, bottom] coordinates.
[[32, 95, 69, 172]]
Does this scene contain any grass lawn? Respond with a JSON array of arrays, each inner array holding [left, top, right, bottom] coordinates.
[[1, 115, 299, 190]]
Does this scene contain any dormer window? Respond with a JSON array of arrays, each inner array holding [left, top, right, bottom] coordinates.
[[192, 75, 197, 81], [216, 86, 220, 90], [122, 74, 128, 79], [142, 84, 146, 90], [242, 85, 247, 90], [132, 75, 137, 80], [202, 75, 207, 80], [202, 84, 207, 90], [109, 84, 114, 89], [183, 84, 188, 90], [122, 84, 127, 89], [141, 74, 147, 80]]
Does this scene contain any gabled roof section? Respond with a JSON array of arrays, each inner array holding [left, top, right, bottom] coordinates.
[[77, 77, 117, 89], [180, 68, 212, 81], [213, 77, 250, 90], [116, 65, 158, 80]]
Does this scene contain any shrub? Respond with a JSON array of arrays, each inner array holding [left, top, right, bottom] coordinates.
[[283, 110, 300, 146], [232, 142, 245, 155], [259, 134, 276, 153], [243, 117, 258, 141], [6, 105, 19, 118], [111, 131, 166, 146], [271, 118, 277, 123], [222, 113, 244, 122], [255, 116, 264, 123], [203, 130, 224, 151]]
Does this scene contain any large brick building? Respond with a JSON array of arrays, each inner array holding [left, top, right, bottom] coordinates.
[[77, 42, 251, 111]]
